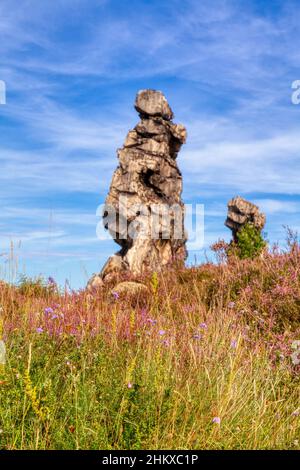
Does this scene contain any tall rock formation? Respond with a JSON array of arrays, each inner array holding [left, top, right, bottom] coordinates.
[[90, 89, 187, 287], [225, 196, 266, 242]]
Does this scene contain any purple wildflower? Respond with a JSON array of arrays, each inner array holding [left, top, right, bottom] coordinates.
[[147, 318, 157, 325], [199, 322, 207, 329], [228, 301, 235, 309], [112, 291, 119, 300], [159, 330, 166, 336], [36, 327, 44, 334], [127, 382, 133, 389], [230, 339, 237, 349], [193, 333, 201, 340], [212, 416, 221, 425], [44, 307, 54, 315]]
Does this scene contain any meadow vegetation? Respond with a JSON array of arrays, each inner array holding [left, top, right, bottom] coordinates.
[[0, 234, 299, 450]]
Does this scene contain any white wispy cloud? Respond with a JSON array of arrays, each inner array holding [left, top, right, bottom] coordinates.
[[183, 130, 300, 195], [253, 199, 300, 215]]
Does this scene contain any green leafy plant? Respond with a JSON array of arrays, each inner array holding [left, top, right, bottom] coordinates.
[[236, 223, 267, 259]]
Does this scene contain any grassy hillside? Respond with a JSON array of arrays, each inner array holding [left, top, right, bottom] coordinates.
[[0, 240, 299, 449]]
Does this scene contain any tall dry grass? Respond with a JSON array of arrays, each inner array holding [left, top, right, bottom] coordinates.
[[0, 240, 299, 449]]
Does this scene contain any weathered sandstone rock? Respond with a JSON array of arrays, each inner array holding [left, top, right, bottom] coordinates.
[[111, 281, 148, 298], [87, 273, 104, 292], [225, 196, 266, 242], [135, 89, 174, 121], [88, 89, 187, 288]]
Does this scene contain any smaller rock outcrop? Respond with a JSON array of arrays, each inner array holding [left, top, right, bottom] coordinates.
[[111, 281, 148, 298], [87, 273, 104, 292], [225, 196, 266, 242]]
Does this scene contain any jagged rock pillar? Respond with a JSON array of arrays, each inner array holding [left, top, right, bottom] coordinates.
[[89, 89, 187, 288]]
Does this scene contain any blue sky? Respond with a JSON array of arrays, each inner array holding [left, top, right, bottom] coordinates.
[[1, 0, 300, 288]]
